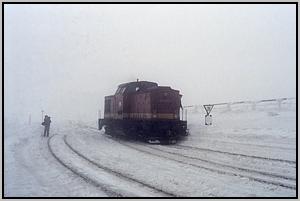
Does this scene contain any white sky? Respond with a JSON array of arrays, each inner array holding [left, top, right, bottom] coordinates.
[[4, 4, 296, 122]]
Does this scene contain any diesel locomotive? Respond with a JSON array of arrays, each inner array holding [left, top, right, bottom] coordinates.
[[98, 80, 188, 143]]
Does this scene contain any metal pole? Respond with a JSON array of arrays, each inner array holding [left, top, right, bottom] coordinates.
[[278, 99, 283, 110], [185, 109, 187, 121], [181, 108, 183, 120], [227, 103, 231, 111], [252, 102, 256, 111], [41, 110, 44, 122]]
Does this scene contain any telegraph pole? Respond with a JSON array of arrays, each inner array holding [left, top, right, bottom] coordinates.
[[97, 110, 101, 130], [41, 110, 44, 122]]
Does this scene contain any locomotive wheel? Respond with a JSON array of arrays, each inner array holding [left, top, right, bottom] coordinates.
[[166, 130, 172, 136], [184, 129, 190, 136], [160, 137, 177, 145], [104, 126, 114, 135], [104, 126, 110, 134], [147, 139, 160, 144], [169, 139, 177, 144]]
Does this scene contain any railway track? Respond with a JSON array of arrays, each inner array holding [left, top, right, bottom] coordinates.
[[76, 126, 296, 190], [84, 126, 296, 187], [116, 140, 296, 190], [47, 135, 121, 197], [144, 144, 296, 181], [48, 134, 177, 197], [191, 138, 296, 151], [63, 135, 179, 197], [175, 144, 296, 165], [85, 126, 295, 163]]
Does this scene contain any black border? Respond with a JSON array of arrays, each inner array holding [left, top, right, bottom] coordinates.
[[2, 1, 298, 199]]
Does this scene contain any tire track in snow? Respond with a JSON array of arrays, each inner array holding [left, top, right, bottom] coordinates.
[[63, 135, 178, 197], [116, 140, 296, 190], [175, 145, 296, 164]]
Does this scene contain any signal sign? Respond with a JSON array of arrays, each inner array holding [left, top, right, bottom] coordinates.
[[203, 104, 214, 115]]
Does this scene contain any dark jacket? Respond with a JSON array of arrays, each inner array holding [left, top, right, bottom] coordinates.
[[43, 116, 51, 126]]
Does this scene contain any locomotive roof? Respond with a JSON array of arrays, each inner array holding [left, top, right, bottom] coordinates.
[[118, 81, 158, 88], [115, 81, 157, 94], [115, 81, 180, 95]]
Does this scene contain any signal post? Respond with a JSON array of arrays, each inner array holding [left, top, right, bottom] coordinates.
[[203, 104, 214, 125]]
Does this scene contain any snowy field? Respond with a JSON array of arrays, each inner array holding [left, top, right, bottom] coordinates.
[[4, 100, 296, 197]]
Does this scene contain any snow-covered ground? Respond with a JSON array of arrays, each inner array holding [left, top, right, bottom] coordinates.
[[4, 100, 296, 197]]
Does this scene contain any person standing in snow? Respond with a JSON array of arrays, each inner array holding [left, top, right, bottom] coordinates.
[[42, 115, 51, 137]]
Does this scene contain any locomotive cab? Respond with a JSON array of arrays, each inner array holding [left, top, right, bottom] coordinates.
[[150, 87, 181, 120]]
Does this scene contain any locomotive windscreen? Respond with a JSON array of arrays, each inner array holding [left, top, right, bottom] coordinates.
[[115, 81, 158, 95]]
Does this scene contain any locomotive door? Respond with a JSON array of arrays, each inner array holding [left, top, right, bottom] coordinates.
[[115, 94, 123, 119]]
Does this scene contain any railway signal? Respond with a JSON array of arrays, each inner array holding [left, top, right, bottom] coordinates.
[[203, 104, 214, 125]]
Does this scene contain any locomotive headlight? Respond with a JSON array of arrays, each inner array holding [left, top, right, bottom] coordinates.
[[153, 114, 157, 118]]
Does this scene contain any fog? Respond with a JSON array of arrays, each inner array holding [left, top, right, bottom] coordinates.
[[4, 4, 296, 123]]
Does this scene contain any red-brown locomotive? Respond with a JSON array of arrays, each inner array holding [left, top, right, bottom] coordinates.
[[98, 80, 188, 143]]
